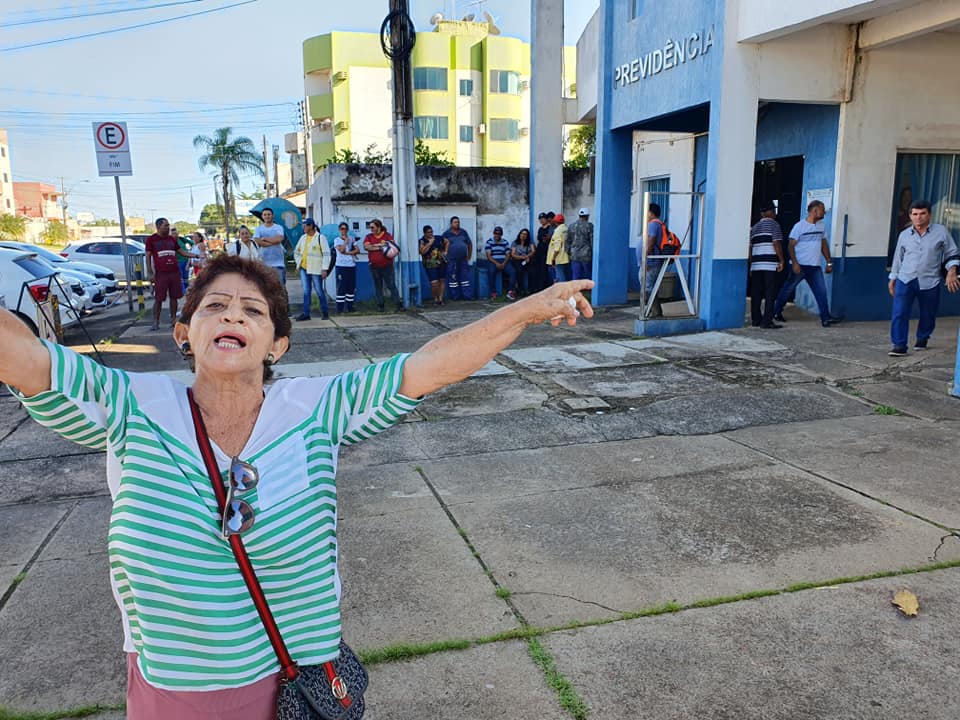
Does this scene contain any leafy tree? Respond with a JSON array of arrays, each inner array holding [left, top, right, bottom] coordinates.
[[0, 213, 27, 240], [41, 220, 68, 245], [564, 124, 596, 170], [414, 140, 454, 167], [197, 203, 224, 234], [174, 220, 198, 235], [193, 128, 263, 239], [82, 217, 118, 227], [236, 190, 266, 201]]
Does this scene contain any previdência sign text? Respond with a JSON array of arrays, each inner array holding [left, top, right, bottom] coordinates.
[[614, 27, 715, 88]]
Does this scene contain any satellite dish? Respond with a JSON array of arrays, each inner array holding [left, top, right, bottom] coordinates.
[[429, 12, 444, 24], [484, 11, 501, 35], [462, 13, 475, 21]]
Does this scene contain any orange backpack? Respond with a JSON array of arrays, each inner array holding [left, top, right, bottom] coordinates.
[[654, 219, 681, 255]]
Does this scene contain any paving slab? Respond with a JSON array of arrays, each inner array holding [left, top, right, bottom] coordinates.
[[0, 553, 125, 712], [364, 640, 568, 720], [332, 313, 426, 328], [0, 501, 71, 591], [41, 496, 111, 560], [0, 400, 28, 440], [413, 408, 604, 459], [777, 350, 880, 381], [417, 375, 546, 419], [629, 384, 872, 436], [447, 458, 959, 627], [676, 355, 809, 386], [345, 324, 443, 357], [665, 331, 789, 354], [500, 346, 599, 372], [726, 414, 960, 528], [0, 414, 103, 462], [0, 453, 108, 506], [337, 423, 429, 468], [337, 461, 438, 518], [850, 377, 960, 421], [338, 506, 516, 651], [550, 363, 731, 400], [544, 568, 960, 720]]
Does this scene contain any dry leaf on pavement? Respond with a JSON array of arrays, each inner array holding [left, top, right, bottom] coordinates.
[[892, 589, 919, 617]]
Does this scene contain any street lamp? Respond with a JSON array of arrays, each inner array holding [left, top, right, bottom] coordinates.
[[60, 178, 89, 227]]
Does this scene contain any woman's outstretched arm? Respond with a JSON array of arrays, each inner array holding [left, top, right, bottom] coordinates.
[[399, 280, 593, 399], [0, 309, 52, 396]]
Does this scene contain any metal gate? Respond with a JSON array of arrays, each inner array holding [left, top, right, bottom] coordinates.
[[639, 189, 705, 320]]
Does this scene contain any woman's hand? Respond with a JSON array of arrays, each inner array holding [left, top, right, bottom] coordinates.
[[517, 280, 594, 327]]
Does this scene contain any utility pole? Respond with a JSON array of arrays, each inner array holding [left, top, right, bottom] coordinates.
[[273, 144, 280, 197], [384, 0, 419, 306], [59, 177, 68, 227], [262, 135, 271, 197]]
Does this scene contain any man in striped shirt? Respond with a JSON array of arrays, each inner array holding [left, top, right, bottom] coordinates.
[[749, 203, 785, 328]]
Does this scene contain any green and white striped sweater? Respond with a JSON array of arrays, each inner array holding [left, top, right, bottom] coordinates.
[[16, 340, 419, 691]]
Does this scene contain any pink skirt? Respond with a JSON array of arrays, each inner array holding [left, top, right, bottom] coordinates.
[[126, 653, 279, 720]]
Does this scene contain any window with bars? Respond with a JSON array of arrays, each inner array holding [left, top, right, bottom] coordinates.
[[413, 67, 448, 91], [489, 70, 520, 95], [414, 116, 449, 140]]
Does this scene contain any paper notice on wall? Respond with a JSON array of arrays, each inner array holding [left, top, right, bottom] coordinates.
[[807, 188, 833, 212]]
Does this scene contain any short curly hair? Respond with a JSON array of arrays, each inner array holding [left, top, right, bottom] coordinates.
[[178, 255, 291, 381]]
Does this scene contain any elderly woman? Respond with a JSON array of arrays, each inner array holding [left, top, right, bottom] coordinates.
[[0, 254, 592, 718]]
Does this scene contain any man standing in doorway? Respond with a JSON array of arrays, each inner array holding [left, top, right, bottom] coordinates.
[[749, 202, 785, 328], [772, 200, 839, 327], [144, 217, 183, 331], [887, 199, 960, 356], [442, 216, 473, 300], [567, 208, 594, 281], [254, 207, 287, 286]]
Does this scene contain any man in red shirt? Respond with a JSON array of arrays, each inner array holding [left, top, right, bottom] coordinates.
[[145, 217, 184, 330]]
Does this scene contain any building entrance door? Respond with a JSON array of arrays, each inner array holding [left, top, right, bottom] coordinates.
[[751, 155, 804, 295]]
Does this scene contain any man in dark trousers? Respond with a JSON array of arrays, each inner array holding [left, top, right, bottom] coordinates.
[[532, 211, 554, 292], [442, 216, 473, 300], [749, 202, 785, 328]]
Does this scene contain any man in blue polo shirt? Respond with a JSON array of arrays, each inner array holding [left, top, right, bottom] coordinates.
[[887, 199, 960, 356], [484, 226, 514, 299], [442, 216, 473, 300], [772, 199, 839, 328]]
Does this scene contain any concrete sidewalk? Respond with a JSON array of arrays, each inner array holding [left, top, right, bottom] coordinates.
[[1, 300, 959, 719]]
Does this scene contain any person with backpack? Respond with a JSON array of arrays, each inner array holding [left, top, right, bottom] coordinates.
[[292, 218, 329, 321], [640, 203, 681, 298], [227, 225, 261, 262], [363, 219, 404, 312]]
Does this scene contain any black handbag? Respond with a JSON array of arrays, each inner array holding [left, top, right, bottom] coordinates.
[[188, 389, 368, 720]]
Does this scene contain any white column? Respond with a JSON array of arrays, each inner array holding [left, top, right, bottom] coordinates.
[[530, 0, 564, 221]]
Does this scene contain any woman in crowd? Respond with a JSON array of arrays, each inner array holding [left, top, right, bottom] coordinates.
[[509, 228, 535, 299], [419, 224, 447, 306], [333, 222, 360, 313], [227, 224, 261, 261], [0, 254, 592, 717], [362, 219, 403, 313], [292, 217, 329, 321]]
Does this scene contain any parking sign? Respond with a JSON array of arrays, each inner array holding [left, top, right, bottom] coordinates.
[[92, 121, 133, 176]]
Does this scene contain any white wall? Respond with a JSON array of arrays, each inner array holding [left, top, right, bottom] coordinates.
[[833, 31, 960, 258], [347, 66, 393, 154], [757, 24, 851, 103], [630, 132, 696, 253], [738, 0, 913, 42], [574, 8, 599, 121], [455, 69, 482, 166]]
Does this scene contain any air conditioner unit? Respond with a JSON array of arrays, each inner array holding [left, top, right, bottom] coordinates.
[[332, 70, 348, 83], [519, 126, 530, 136], [477, 123, 486, 135], [519, 80, 530, 91]]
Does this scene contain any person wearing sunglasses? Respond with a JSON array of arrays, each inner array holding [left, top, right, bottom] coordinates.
[[0, 254, 594, 717]]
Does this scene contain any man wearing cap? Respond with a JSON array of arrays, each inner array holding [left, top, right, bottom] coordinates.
[[567, 208, 594, 281], [748, 202, 785, 328], [547, 213, 570, 283], [484, 226, 514, 299], [532, 212, 554, 291], [292, 218, 329, 321]]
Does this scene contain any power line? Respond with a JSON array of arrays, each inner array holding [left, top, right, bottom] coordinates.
[[0, 0, 259, 53], [0, 0, 205, 29], [0, 86, 294, 108], [0, 102, 295, 117]]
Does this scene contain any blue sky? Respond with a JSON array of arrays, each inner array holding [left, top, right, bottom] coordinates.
[[0, 0, 596, 223]]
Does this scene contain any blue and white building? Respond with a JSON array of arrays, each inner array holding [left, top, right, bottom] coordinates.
[[576, 0, 960, 332]]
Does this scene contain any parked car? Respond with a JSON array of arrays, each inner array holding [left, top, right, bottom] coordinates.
[[59, 238, 147, 281], [0, 241, 119, 295], [0, 248, 82, 335]]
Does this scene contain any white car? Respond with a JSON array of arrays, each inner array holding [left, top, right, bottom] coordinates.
[[0, 248, 81, 335], [0, 241, 119, 296], [60, 238, 147, 281]]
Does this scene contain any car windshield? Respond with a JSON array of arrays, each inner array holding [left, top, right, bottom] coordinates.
[[14, 256, 57, 279], [3, 243, 66, 264]]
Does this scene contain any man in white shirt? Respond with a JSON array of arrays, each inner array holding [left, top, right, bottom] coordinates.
[[253, 208, 287, 285]]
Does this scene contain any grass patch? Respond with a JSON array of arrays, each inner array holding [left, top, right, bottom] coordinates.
[[527, 638, 589, 720], [360, 638, 472, 665], [9, 572, 26, 590], [0, 703, 124, 720], [874, 404, 902, 415], [495, 587, 512, 599]]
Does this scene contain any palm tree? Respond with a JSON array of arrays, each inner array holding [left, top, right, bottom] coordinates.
[[193, 128, 263, 239], [0, 213, 27, 240]]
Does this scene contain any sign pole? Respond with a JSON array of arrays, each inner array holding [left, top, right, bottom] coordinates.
[[114, 176, 133, 311]]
